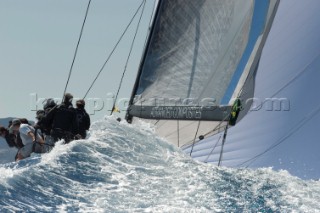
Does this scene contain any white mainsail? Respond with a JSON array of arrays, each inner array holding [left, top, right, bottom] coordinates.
[[126, 0, 279, 147]]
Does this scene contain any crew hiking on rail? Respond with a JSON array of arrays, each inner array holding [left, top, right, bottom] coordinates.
[[0, 93, 91, 161]]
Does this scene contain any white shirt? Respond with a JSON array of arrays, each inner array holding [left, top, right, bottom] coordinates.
[[19, 124, 36, 146]]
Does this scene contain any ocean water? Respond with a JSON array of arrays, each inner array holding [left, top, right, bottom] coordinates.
[[0, 117, 319, 212]]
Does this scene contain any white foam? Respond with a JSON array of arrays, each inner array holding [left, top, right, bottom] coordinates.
[[0, 116, 319, 212]]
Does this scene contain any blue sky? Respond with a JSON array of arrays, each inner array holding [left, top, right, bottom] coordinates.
[[0, 0, 155, 122]]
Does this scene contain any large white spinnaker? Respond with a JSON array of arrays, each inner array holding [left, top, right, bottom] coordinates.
[[126, 0, 279, 147], [183, 0, 320, 180]]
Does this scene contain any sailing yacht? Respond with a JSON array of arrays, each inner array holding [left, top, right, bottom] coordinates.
[[126, 0, 320, 179]]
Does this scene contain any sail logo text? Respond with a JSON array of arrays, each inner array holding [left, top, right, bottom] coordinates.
[[150, 107, 202, 119]]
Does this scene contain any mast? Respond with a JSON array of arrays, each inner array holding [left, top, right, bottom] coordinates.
[[125, 0, 280, 148], [126, 0, 163, 123]]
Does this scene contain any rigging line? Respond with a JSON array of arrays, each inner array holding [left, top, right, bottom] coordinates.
[[182, 113, 230, 159], [189, 121, 201, 156], [218, 123, 229, 167], [215, 54, 318, 166], [142, 0, 157, 50], [182, 113, 230, 148], [238, 103, 320, 168], [192, 52, 320, 150], [233, 44, 320, 112], [163, 120, 199, 141], [188, 61, 254, 143], [190, 51, 320, 162], [203, 113, 230, 137], [156, 119, 169, 130], [110, 0, 147, 115], [201, 53, 320, 149], [182, 123, 227, 149], [247, 52, 320, 113], [62, 0, 91, 101], [83, 0, 146, 99], [204, 134, 222, 163], [180, 37, 258, 146], [164, 107, 229, 139], [177, 120, 180, 147], [202, 124, 226, 138], [131, 0, 156, 105]]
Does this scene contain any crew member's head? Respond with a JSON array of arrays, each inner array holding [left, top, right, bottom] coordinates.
[[63, 93, 73, 104], [10, 119, 22, 131], [76, 99, 85, 109]]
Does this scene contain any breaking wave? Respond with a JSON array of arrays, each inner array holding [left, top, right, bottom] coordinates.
[[0, 117, 319, 212]]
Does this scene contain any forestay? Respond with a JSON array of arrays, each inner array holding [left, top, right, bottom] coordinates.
[[126, 0, 279, 147]]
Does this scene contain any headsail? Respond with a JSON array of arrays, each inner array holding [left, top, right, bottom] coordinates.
[[126, 0, 279, 147]]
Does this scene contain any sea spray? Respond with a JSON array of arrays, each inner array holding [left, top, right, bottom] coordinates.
[[0, 116, 319, 212]]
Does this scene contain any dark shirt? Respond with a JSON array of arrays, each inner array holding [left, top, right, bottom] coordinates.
[[75, 108, 90, 138], [45, 102, 78, 135], [35, 119, 51, 136], [5, 132, 24, 149]]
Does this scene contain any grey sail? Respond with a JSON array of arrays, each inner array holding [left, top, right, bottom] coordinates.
[[126, 0, 279, 147]]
